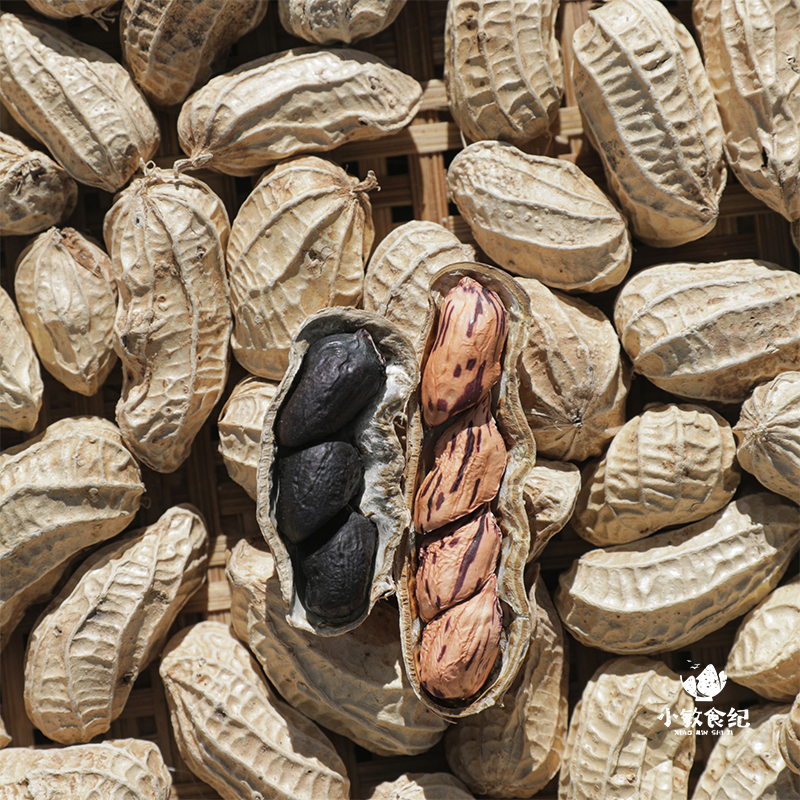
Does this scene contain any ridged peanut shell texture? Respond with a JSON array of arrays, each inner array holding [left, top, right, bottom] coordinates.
[[0, 285, 42, 432], [104, 167, 231, 473], [445, 569, 569, 798], [369, 773, 475, 799], [160, 621, 350, 800], [177, 47, 422, 175], [0, 132, 76, 236], [121, 0, 270, 107], [726, 575, 800, 702], [0, 417, 144, 645], [693, 704, 800, 800], [573, 404, 740, 546], [257, 308, 418, 635], [0, 14, 159, 192], [448, 141, 632, 292], [399, 263, 535, 718], [227, 156, 375, 380], [734, 371, 800, 501], [0, 739, 171, 799], [227, 538, 447, 756], [556, 493, 800, 654], [694, 0, 800, 222], [517, 277, 629, 462], [615, 260, 800, 404], [364, 220, 476, 358], [525, 459, 581, 561], [24, 0, 118, 24], [572, 0, 726, 246], [24, 505, 208, 744], [782, 696, 800, 776], [279, 0, 408, 44], [15, 227, 117, 396], [558, 657, 694, 800], [444, 0, 563, 146]]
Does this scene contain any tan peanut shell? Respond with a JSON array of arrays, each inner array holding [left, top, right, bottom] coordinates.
[[227, 538, 448, 756], [218, 376, 279, 500], [15, 227, 117, 397], [557, 493, 800, 654], [227, 156, 375, 380], [558, 657, 694, 800], [369, 773, 475, 800], [363, 221, 476, 358], [0, 285, 42, 432], [0, 416, 144, 645], [24, 504, 208, 744], [398, 263, 536, 718], [614, 260, 800, 404], [24, 0, 117, 24], [781, 695, 800, 776], [794, 218, 800, 252], [572, 0, 726, 247], [0, 132, 76, 236], [104, 166, 231, 473], [279, 0, 407, 44], [0, 739, 171, 799], [0, 14, 159, 192], [0, 713, 9, 749], [447, 141, 631, 292], [121, 0, 269, 108], [734, 372, 800, 502], [257, 308, 418, 635], [160, 621, 350, 800], [525, 459, 581, 561], [445, 568, 569, 798], [176, 47, 422, 176], [692, 704, 799, 800], [573, 404, 740, 546], [444, 0, 563, 146], [694, 0, 800, 222], [726, 575, 800, 702], [517, 277, 629, 462]]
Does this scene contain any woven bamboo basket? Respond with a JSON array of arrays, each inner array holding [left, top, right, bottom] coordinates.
[[1, 1, 798, 798]]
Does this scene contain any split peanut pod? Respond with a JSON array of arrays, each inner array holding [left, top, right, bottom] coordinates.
[[398, 263, 535, 718], [256, 308, 418, 635], [279, 0, 408, 44]]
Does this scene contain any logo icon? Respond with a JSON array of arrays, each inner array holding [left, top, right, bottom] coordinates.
[[681, 664, 727, 702]]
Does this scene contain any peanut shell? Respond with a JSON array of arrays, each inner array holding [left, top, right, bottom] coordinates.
[[24, 505, 208, 744], [614, 260, 800, 404], [279, 0, 407, 44], [176, 47, 422, 175], [0, 285, 43, 432], [0, 131, 76, 236], [121, 0, 270, 107], [15, 227, 117, 397], [781, 695, 800, 776], [0, 14, 159, 192], [227, 156, 375, 379], [227, 538, 447, 757], [160, 621, 350, 800], [734, 371, 800, 502], [572, 0, 726, 246], [444, 0, 563, 146], [447, 141, 632, 292], [104, 166, 231, 473], [573, 404, 740, 546], [445, 568, 569, 798], [558, 657, 694, 800], [517, 277, 629, 461], [23, 0, 117, 25], [0, 416, 144, 645], [525, 459, 581, 562], [693, 0, 800, 222], [0, 713, 8, 749], [556, 493, 800, 654], [257, 308, 418, 635], [726, 574, 800, 702], [363, 220, 476, 358], [369, 773, 475, 800]]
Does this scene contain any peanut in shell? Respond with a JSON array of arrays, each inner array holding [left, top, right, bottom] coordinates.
[[369, 773, 475, 799], [279, 0, 408, 44], [524, 459, 581, 561]]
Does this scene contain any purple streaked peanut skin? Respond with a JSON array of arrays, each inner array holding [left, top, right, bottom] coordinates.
[[421, 277, 507, 428], [419, 574, 501, 700], [416, 506, 501, 623]]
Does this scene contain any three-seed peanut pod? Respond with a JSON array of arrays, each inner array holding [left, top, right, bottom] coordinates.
[[398, 263, 535, 718], [279, 0, 408, 44], [257, 308, 418, 635]]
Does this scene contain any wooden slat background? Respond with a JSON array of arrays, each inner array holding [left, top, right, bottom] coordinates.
[[1, 1, 798, 798]]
